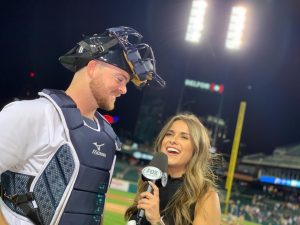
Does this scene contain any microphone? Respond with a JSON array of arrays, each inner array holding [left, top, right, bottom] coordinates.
[[136, 152, 168, 224]]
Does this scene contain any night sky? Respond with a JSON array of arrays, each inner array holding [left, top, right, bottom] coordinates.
[[0, 0, 299, 155]]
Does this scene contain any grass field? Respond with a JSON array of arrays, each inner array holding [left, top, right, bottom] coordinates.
[[104, 189, 135, 225], [103, 188, 260, 225]]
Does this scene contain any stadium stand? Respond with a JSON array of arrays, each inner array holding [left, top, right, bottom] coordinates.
[[112, 141, 300, 224]]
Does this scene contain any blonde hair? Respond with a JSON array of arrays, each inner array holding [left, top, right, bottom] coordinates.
[[125, 113, 218, 225]]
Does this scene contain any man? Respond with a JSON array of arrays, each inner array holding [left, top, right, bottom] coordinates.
[[0, 26, 165, 225]]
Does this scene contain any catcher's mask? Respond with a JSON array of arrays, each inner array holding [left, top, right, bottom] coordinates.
[[59, 26, 166, 88]]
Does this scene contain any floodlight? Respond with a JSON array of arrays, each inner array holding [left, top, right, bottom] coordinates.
[[225, 6, 247, 50], [185, 0, 208, 43]]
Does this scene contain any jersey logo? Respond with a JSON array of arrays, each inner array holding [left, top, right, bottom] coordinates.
[[92, 142, 106, 157]]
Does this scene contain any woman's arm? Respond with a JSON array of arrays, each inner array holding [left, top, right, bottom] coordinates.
[[0, 210, 8, 225], [193, 190, 221, 225]]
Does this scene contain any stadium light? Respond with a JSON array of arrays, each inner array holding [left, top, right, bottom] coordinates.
[[185, 0, 208, 43], [225, 6, 247, 50]]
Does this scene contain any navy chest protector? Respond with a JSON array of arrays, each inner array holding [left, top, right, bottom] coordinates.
[[0, 89, 121, 225]]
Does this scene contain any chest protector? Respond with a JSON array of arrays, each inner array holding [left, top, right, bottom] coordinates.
[[0, 89, 121, 225]]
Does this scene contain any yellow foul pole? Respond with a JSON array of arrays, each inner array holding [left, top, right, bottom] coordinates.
[[224, 101, 247, 214]]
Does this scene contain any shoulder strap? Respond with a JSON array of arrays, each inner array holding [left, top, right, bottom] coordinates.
[[41, 89, 121, 149], [41, 89, 84, 130]]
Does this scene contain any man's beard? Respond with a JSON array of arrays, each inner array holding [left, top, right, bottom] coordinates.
[[97, 97, 114, 111], [90, 82, 115, 111], [94, 92, 115, 111]]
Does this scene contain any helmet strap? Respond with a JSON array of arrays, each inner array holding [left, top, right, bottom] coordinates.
[[77, 38, 119, 56]]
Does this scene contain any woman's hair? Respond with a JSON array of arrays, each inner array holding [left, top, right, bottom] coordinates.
[[125, 113, 218, 225]]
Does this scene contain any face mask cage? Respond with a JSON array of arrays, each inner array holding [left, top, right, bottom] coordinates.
[[59, 26, 166, 88], [106, 27, 166, 88]]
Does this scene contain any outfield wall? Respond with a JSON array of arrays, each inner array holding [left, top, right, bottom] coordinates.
[[111, 178, 137, 193]]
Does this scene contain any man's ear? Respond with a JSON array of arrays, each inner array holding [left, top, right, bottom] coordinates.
[[86, 60, 99, 78]]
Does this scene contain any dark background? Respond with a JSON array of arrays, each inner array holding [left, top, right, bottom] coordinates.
[[1, 0, 300, 155]]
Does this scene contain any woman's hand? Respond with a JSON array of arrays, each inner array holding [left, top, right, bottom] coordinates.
[[137, 181, 161, 225]]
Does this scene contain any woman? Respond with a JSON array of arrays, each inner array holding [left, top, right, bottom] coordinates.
[[125, 113, 221, 225]]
